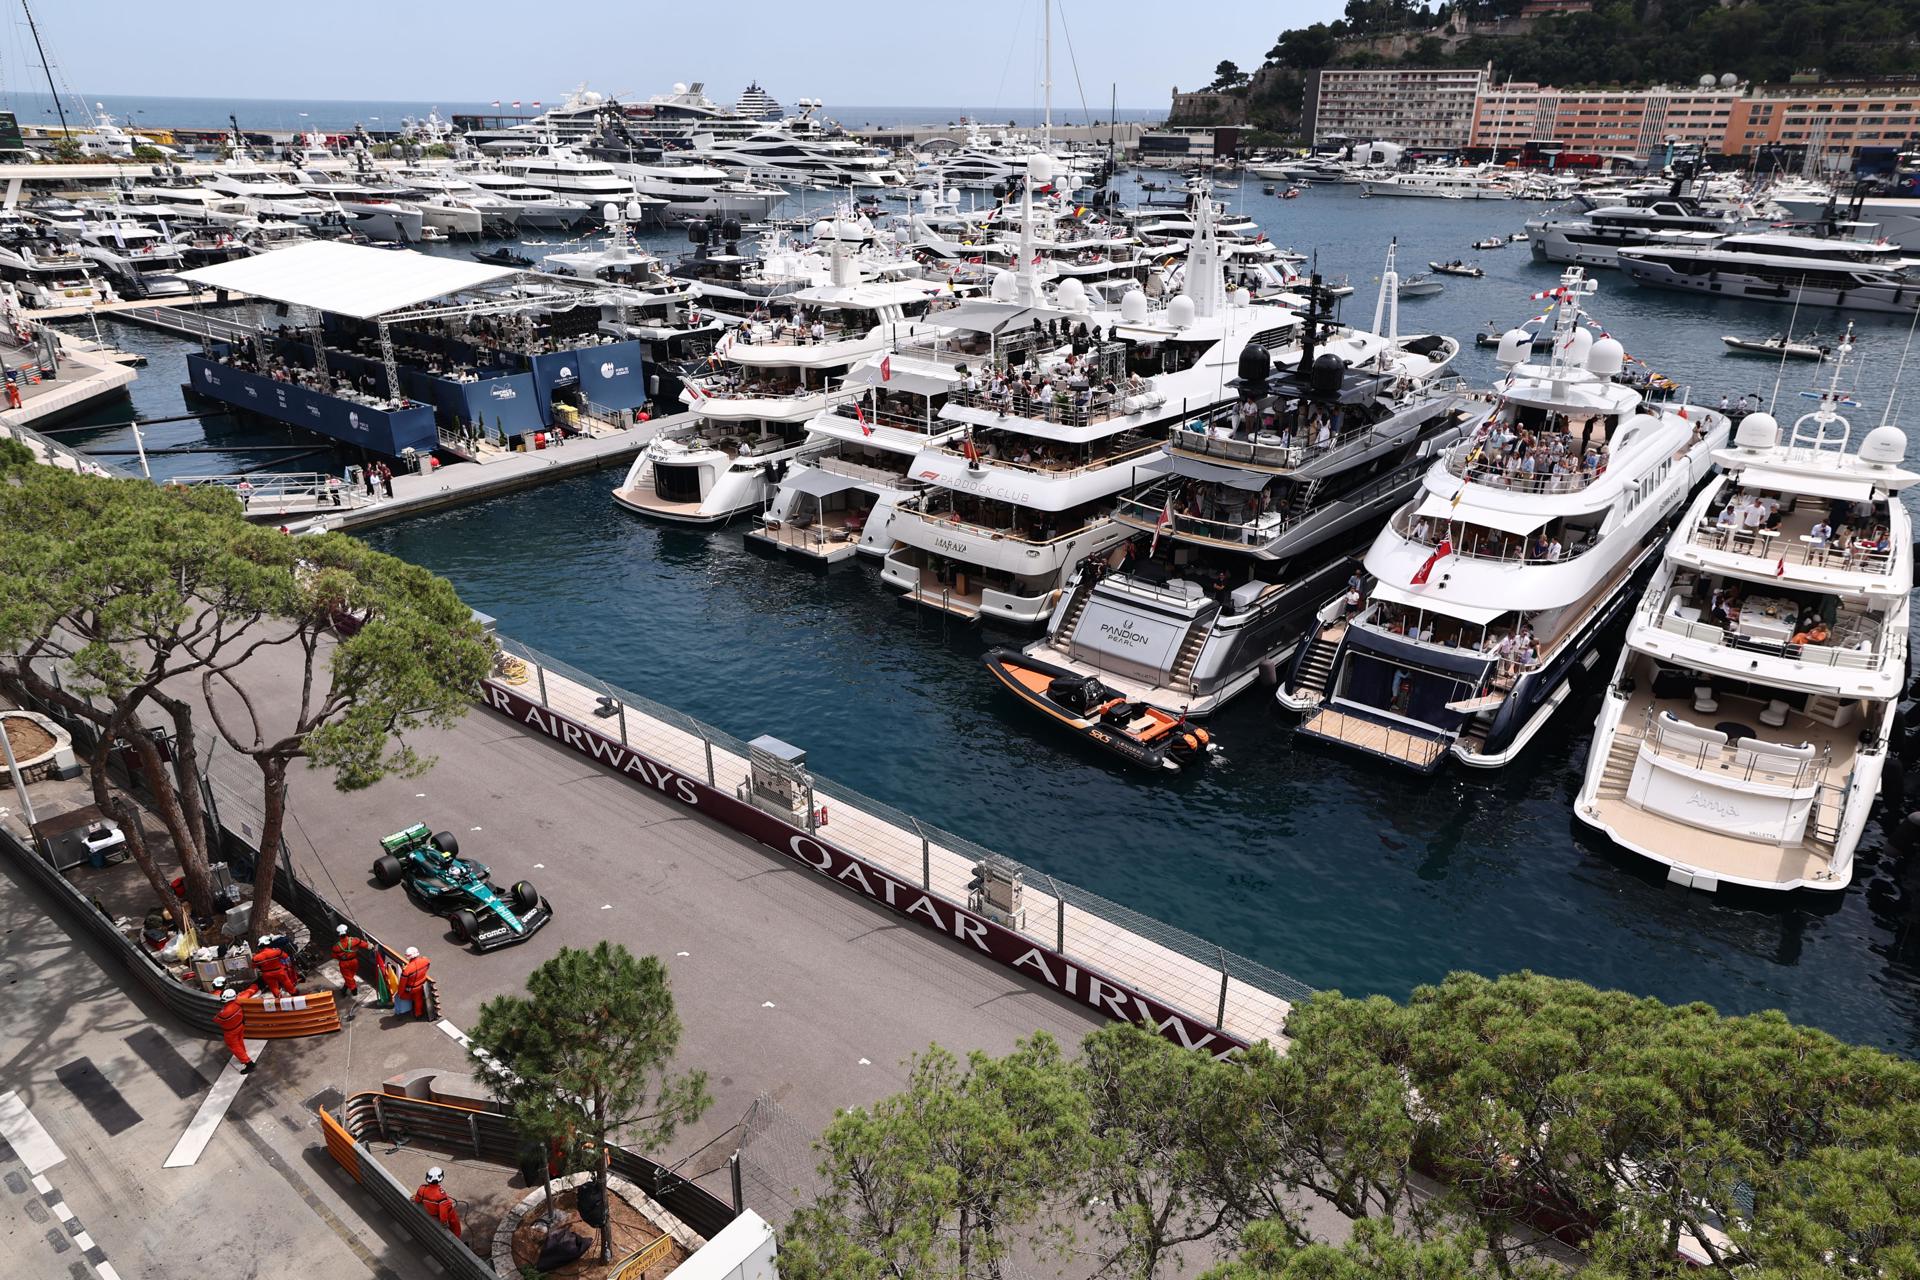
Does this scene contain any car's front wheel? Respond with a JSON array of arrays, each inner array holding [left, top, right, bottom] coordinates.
[[448, 908, 480, 944], [510, 880, 539, 912], [372, 855, 403, 887]]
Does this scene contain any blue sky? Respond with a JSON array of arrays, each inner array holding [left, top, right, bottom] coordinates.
[[5, 0, 1344, 110]]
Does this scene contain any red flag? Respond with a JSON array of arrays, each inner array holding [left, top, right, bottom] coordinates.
[[490, 99, 501, 108], [511, 100, 521, 108], [1150, 494, 1173, 556], [855, 401, 872, 436], [962, 428, 980, 466], [1411, 539, 1452, 586], [530, 100, 542, 108], [1776, 556, 1786, 578], [880, 355, 892, 382]]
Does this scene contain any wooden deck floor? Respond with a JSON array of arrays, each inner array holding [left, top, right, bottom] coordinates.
[[1299, 706, 1449, 770], [526, 654, 1295, 1048]]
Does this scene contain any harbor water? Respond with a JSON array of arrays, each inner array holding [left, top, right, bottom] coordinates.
[[64, 178, 1920, 1055]]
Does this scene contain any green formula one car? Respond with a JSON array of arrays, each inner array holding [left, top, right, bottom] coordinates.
[[371, 823, 553, 952]]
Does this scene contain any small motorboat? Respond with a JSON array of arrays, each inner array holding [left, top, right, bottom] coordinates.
[[1508, 231, 1529, 242], [1283, 186, 1301, 199], [472, 247, 535, 268], [984, 649, 1213, 773], [1397, 274, 1444, 297], [1722, 333, 1831, 360], [1262, 184, 1276, 195], [1429, 260, 1484, 278], [419, 226, 449, 243], [1471, 236, 1505, 250]]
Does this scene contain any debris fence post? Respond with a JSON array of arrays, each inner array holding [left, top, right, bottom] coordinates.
[[704, 736, 715, 787], [1216, 946, 1230, 1031], [911, 818, 930, 890], [535, 661, 548, 708], [617, 700, 627, 745], [728, 1152, 743, 1213], [1049, 875, 1065, 952]]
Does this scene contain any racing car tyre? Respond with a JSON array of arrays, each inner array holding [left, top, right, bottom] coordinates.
[[511, 880, 539, 911], [373, 854, 403, 886], [449, 908, 479, 944], [431, 831, 460, 857]]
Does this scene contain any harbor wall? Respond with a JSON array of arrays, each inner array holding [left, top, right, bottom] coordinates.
[[478, 663, 1302, 1056]]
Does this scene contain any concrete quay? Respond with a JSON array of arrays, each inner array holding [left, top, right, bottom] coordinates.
[[0, 328, 135, 433], [279, 410, 698, 531]]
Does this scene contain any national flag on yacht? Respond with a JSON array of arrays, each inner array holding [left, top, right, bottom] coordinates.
[[880, 355, 892, 382], [1529, 285, 1568, 302], [962, 427, 980, 466], [1150, 494, 1174, 555], [854, 400, 871, 435], [1411, 539, 1452, 586], [1776, 556, 1787, 578]]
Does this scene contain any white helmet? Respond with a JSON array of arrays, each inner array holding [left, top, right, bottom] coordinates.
[[211, 976, 227, 990], [425, 1167, 444, 1184], [404, 946, 419, 959], [257, 935, 273, 948], [336, 923, 349, 936], [221, 989, 237, 1002]]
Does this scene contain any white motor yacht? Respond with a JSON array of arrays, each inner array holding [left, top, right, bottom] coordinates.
[[612, 256, 941, 525], [294, 171, 426, 243], [202, 161, 338, 223], [0, 225, 117, 309], [1618, 228, 1920, 315], [462, 172, 592, 228], [1575, 339, 1918, 892], [397, 169, 522, 235], [1527, 200, 1742, 270], [1279, 268, 1732, 772], [1363, 167, 1515, 200], [877, 166, 1292, 626], [68, 218, 191, 298], [502, 152, 649, 215]]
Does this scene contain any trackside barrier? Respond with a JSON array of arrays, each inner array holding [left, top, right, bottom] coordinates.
[[318, 1106, 496, 1280], [478, 644, 1316, 1056], [335, 1091, 737, 1241]]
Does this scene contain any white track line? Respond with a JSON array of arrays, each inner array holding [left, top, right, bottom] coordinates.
[[162, 1040, 265, 1169], [0, 1091, 65, 1174]]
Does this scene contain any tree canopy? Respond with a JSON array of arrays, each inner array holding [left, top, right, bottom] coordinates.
[[468, 942, 712, 1263], [0, 461, 490, 930], [780, 972, 1920, 1280], [1253, 0, 1920, 87]]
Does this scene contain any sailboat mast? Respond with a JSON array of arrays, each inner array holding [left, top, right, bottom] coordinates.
[[21, 0, 71, 137], [1042, 0, 1052, 148]]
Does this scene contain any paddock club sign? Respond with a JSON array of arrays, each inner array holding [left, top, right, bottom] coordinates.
[[481, 681, 1248, 1058]]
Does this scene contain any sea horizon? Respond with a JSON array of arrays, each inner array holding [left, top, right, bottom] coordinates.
[[2, 91, 1167, 133]]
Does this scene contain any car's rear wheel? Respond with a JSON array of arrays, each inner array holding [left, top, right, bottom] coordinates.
[[448, 908, 479, 944], [511, 880, 539, 912], [372, 855, 403, 887], [431, 831, 460, 857]]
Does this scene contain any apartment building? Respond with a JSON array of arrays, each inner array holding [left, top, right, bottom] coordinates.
[[1470, 83, 1739, 157], [1727, 87, 1920, 162], [1306, 65, 1491, 148]]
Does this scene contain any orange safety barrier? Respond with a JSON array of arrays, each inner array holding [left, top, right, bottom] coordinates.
[[238, 992, 342, 1039], [319, 1107, 360, 1183]]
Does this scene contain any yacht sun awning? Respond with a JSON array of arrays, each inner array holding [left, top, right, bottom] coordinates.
[[1368, 579, 1508, 627], [1412, 491, 1550, 536], [782, 468, 869, 499], [177, 240, 517, 319], [1734, 465, 1875, 502], [1155, 451, 1273, 491], [849, 361, 960, 398]]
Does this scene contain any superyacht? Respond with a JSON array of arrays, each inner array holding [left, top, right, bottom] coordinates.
[[1575, 340, 1917, 892], [877, 166, 1291, 625], [1618, 229, 1920, 315], [1024, 249, 1473, 716], [1278, 269, 1731, 772], [1527, 199, 1742, 270], [611, 249, 941, 524]]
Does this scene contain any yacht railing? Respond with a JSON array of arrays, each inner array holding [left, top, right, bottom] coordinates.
[[814, 454, 905, 486], [950, 384, 1134, 427], [898, 501, 1097, 548], [1649, 606, 1887, 671], [938, 433, 1162, 478], [824, 404, 942, 434], [1630, 705, 1834, 790], [1442, 435, 1605, 495], [1389, 508, 1596, 567], [1689, 519, 1897, 576]]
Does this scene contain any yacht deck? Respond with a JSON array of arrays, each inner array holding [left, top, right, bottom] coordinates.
[[1584, 676, 1853, 886]]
